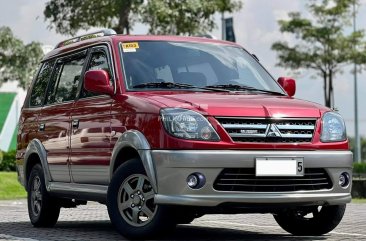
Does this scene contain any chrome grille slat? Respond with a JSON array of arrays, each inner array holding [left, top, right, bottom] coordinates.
[[221, 124, 268, 129], [276, 125, 315, 130], [217, 117, 316, 143], [229, 133, 267, 138], [281, 133, 313, 138]]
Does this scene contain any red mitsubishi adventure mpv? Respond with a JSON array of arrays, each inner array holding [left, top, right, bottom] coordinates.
[[16, 29, 352, 239]]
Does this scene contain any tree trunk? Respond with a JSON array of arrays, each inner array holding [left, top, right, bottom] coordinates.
[[322, 70, 330, 107], [117, 2, 131, 34], [329, 70, 334, 108]]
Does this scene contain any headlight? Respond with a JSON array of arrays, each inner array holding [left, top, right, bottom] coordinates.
[[160, 108, 220, 141], [320, 112, 347, 142]]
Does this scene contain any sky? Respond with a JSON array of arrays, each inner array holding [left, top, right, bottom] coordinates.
[[0, 0, 365, 137]]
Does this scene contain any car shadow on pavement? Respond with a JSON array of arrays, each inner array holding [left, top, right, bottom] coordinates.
[[0, 221, 328, 241]]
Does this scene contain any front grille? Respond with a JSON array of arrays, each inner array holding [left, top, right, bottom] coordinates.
[[213, 168, 332, 192], [216, 118, 316, 143]]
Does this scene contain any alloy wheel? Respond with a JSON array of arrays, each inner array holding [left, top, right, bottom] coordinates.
[[117, 174, 157, 227], [30, 176, 42, 217]]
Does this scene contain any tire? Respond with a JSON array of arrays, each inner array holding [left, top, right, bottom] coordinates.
[[107, 158, 176, 239], [274, 205, 346, 236], [27, 164, 61, 227]]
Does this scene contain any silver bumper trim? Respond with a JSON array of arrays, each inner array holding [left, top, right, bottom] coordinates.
[[155, 193, 351, 206], [152, 150, 353, 207]]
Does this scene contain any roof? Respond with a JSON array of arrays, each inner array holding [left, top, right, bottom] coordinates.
[[43, 34, 241, 61], [0, 92, 16, 133]]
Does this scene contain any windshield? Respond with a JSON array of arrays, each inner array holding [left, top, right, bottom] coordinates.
[[120, 41, 284, 94]]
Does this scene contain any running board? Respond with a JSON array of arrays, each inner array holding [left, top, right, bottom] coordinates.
[[47, 182, 108, 203]]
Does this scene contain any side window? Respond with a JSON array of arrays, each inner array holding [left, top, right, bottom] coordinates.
[[29, 61, 54, 107], [47, 57, 85, 104], [45, 64, 62, 104], [80, 49, 112, 98]]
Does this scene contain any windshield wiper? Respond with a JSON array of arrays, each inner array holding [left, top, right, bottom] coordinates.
[[205, 84, 286, 96], [132, 82, 230, 92]]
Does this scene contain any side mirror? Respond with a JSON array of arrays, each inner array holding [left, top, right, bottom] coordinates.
[[277, 77, 296, 97], [84, 70, 113, 96]]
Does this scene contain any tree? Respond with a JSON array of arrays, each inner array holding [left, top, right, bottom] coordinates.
[[44, 0, 144, 35], [140, 0, 242, 35], [271, 0, 366, 108], [44, 0, 242, 36], [0, 26, 43, 89]]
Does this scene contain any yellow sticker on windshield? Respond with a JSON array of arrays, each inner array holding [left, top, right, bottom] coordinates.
[[122, 42, 139, 52]]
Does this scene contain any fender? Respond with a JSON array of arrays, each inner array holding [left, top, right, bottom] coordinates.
[[24, 139, 52, 190], [110, 130, 158, 192]]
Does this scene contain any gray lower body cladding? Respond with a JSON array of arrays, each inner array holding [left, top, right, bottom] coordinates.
[[151, 150, 353, 207]]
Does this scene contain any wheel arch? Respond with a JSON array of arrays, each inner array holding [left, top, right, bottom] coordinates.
[[110, 130, 157, 192], [24, 139, 52, 190]]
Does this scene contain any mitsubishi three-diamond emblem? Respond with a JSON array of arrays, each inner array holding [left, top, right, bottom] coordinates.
[[266, 124, 282, 137]]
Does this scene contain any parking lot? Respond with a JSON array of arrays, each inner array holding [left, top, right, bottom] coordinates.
[[0, 200, 365, 241]]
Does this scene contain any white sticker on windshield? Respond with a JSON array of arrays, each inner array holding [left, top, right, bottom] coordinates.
[[122, 42, 139, 52]]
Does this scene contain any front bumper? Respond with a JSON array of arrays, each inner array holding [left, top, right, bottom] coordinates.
[[151, 150, 353, 207]]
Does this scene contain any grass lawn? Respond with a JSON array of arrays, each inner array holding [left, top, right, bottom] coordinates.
[[352, 198, 366, 204], [0, 172, 26, 200]]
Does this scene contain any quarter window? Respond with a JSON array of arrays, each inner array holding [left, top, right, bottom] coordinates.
[[29, 61, 54, 107]]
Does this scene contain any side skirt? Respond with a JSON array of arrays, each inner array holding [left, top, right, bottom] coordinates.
[[47, 182, 108, 203]]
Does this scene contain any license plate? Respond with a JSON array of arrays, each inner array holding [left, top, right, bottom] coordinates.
[[255, 158, 304, 176]]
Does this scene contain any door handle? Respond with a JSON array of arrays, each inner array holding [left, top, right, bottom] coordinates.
[[39, 123, 45, 131], [72, 119, 79, 129]]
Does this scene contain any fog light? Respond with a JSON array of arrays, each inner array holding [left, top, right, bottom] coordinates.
[[339, 172, 350, 188], [187, 174, 198, 188], [186, 173, 206, 189]]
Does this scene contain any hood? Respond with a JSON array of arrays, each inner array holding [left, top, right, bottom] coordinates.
[[134, 91, 329, 118]]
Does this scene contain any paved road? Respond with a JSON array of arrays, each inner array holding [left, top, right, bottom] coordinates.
[[0, 200, 365, 241]]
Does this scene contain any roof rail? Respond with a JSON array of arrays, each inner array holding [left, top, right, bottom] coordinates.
[[54, 29, 117, 49], [194, 34, 216, 39]]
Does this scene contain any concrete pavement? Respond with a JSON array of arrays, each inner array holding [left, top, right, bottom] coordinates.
[[0, 200, 365, 241]]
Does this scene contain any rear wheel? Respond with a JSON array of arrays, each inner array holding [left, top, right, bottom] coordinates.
[[274, 205, 346, 236], [107, 158, 176, 239], [27, 164, 60, 227]]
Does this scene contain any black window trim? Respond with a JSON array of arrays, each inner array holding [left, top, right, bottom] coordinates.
[[75, 45, 115, 101], [25, 63, 43, 108], [26, 42, 116, 109], [43, 50, 87, 107], [28, 61, 56, 108], [119, 40, 284, 93]]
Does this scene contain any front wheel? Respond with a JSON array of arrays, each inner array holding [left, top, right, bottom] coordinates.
[[107, 158, 176, 239], [274, 205, 346, 236]]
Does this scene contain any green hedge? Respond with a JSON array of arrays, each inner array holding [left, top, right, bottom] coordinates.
[[354, 162, 366, 174], [0, 150, 16, 172]]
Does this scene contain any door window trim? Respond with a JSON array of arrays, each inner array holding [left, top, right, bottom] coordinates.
[[75, 45, 116, 101], [43, 50, 87, 107], [28, 61, 56, 108]]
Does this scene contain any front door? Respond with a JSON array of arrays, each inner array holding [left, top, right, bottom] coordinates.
[[70, 46, 114, 185]]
